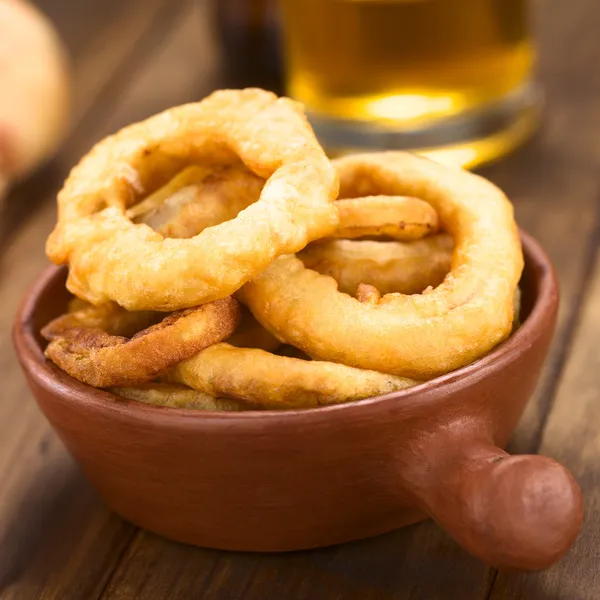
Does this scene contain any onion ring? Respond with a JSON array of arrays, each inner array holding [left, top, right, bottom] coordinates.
[[46, 88, 339, 311], [42, 297, 240, 387], [168, 344, 417, 409], [241, 152, 523, 379], [299, 234, 453, 296], [110, 383, 247, 411], [329, 195, 438, 241]]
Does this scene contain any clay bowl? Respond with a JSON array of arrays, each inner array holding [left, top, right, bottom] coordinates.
[[14, 230, 583, 572]]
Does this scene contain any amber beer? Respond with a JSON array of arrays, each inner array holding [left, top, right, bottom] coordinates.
[[279, 0, 537, 168]]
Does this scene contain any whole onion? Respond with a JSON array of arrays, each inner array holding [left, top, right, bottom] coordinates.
[[0, 0, 70, 197]]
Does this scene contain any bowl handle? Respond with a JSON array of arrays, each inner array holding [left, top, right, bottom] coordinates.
[[409, 427, 583, 570]]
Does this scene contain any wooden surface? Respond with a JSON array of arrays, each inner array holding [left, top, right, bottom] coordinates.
[[1, 0, 599, 598]]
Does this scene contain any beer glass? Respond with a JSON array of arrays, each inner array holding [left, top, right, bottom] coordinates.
[[278, 0, 538, 168]]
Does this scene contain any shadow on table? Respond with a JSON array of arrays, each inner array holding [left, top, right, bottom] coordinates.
[[0, 436, 130, 596], [0, 162, 62, 255]]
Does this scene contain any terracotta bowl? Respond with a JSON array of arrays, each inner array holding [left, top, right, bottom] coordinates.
[[13, 231, 583, 571]]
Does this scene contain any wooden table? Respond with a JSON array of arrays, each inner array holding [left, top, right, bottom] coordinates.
[[2, 1, 599, 598]]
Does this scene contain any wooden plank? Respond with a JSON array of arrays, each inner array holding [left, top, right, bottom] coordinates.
[[482, 152, 600, 456], [35, 0, 189, 125], [482, 1, 600, 596], [480, 0, 600, 455], [102, 526, 493, 600], [0, 1, 206, 598], [488, 227, 600, 599], [90, 0, 220, 141]]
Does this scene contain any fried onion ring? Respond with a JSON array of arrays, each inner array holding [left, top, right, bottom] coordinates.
[[110, 383, 247, 411], [330, 195, 438, 241], [43, 297, 240, 387], [168, 344, 417, 409], [46, 89, 339, 310], [129, 168, 435, 243], [241, 152, 524, 379], [298, 234, 453, 296]]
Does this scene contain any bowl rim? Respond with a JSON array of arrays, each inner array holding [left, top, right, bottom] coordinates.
[[14, 229, 558, 423]]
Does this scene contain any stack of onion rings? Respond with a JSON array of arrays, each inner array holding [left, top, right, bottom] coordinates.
[[42, 90, 523, 410]]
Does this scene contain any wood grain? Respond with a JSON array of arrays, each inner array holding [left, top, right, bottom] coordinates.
[[35, 0, 190, 126], [481, 0, 600, 455], [93, 0, 221, 141], [489, 230, 600, 599], [101, 526, 494, 600]]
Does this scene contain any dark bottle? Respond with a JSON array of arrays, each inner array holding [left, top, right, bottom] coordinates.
[[209, 0, 283, 93]]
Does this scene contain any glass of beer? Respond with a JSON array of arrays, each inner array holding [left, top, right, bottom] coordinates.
[[278, 0, 538, 169]]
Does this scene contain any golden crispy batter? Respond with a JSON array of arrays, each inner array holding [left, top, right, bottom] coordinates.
[[241, 152, 523, 379], [168, 344, 417, 409], [46, 89, 339, 311], [162, 298, 415, 410], [356, 283, 381, 304], [298, 234, 453, 296], [110, 383, 247, 411], [43, 297, 240, 387], [330, 195, 438, 241]]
